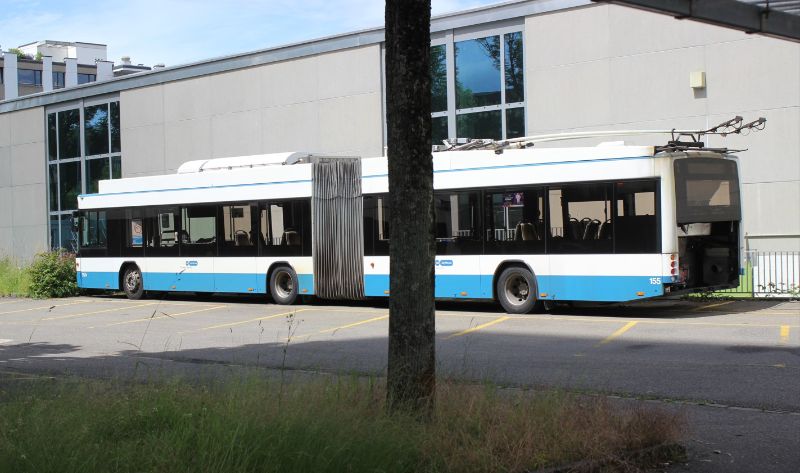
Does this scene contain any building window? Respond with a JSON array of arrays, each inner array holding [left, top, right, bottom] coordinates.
[[428, 26, 525, 144], [53, 71, 65, 89], [78, 73, 96, 84], [18, 69, 43, 86], [46, 98, 122, 250]]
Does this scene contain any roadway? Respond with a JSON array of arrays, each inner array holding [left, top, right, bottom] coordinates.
[[0, 295, 798, 471]]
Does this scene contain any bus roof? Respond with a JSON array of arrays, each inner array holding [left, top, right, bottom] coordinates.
[[78, 144, 663, 210]]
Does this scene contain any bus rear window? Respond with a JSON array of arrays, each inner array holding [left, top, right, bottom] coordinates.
[[674, 158, 740, 224]]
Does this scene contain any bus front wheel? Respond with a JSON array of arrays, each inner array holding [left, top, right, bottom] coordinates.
[[122, 266, 144, 300], [496, 266, 537, 314], [270, 266, 299, 305]]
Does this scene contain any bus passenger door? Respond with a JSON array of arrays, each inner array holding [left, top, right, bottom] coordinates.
[[434, 192, 484, 299], [215, 204, 259, 294]]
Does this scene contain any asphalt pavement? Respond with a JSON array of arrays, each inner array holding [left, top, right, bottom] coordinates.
[[0, 295, 798, 472]]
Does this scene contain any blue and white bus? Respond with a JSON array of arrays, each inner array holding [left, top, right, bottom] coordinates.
[[74, 144, 742, 313]]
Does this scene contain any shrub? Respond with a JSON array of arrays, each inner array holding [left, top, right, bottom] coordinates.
[[27, 251, 79, 298]]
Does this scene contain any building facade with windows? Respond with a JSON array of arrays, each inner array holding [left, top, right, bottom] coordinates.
[[0, 0, 798, 260]]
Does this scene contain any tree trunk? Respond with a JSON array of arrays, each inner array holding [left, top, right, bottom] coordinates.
[[385, 0, 436, 414]]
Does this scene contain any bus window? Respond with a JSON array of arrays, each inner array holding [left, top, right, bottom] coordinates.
[[363, 195, 390, 256], [260, 200, 307, 257], [144, 207, 179, 256], [79, 210, 107, 250], [548, 183, 613, 254], [484, 188, 545, 255], [181, 206, 217, 257], [221, 203, 257, 256], [615, 180, 659, 253], [121, 209, 144, 256], [434, 191, 481, 255]]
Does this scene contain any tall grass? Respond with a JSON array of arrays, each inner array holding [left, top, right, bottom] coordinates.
[[0, 257, 31, 297], [0, 375, 685, 473]]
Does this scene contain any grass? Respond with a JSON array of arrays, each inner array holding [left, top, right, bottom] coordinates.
[[0, 375, 685, 473], [0, 257, 31, 297]]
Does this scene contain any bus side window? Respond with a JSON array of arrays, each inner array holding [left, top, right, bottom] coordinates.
[[260, 200, 304, 257], [548, 183, 613, 254], [180, 205, 217, 257], [221, 203, 256, 257], [485, 188, 545, 255], [144, 207, 179, 256], [614, 181, 659, 253], [434, 191, 481, 256]]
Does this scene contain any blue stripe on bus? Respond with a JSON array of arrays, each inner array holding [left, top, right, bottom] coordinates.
[[78, 271, 120, 290], [78, 271, 664, 302], [537, 275, 664, 301], [365, 274, 488, 298]]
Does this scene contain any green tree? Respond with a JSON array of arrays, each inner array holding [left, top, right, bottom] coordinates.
[[385, 0, 436, 415]]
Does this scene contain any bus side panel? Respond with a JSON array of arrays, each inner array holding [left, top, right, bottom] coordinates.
[[545, 254, 666, 302], [76, 257, 124, 290], [142, 257, 214, 292], [363, 257, 390, 297], [362, 256, 491, 299], [434, 255, 486, 299], [214, 257, 260, 293]]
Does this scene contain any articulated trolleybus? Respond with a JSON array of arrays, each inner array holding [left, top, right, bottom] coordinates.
[[75, 139, 743, 313]]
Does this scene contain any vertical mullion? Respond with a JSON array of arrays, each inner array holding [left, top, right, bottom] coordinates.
[[445, 30, 456, 140], [499, 34, 507, 140]]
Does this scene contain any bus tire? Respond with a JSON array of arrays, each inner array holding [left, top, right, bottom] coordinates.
[[496, 266, 537, 314], [270, 266, 299, 305], [122, 265, 144, 300]]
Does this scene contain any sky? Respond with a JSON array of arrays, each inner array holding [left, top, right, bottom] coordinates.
[[1, 0, 501, 68]]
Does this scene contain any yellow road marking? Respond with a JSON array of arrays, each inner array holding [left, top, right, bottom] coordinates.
[[446, 316, 511, 339], [92, 305, 227, 328], [200, 309, 307, 331], [43, 302, 160, 321], [0, 300, 92, 316], [597, 320, 638, 346], [779, 325, 790, 345], [316, 314, 389, 335], [693, 301, 734, 311]]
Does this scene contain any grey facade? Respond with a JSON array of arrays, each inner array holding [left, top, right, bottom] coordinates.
[[0, 0, 798, 261]]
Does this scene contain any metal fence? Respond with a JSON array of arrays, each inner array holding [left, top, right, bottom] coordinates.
[[713, 251, 800, 299]]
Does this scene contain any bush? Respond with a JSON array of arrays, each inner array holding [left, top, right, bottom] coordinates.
[[0, 257, 31, 297], [27, 251, 79, 298]]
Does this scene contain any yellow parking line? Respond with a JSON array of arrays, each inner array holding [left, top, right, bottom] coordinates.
[[780, 325, 790, 345], [445, 316, 510, 339], [0, 300, 92, 316], [693, 301, 734, 311], [92, 305, 227, 328], [43, 302, 160, 321], [596, 320, 638, 346], [200, 309, 307, 331], [316, 315, 389, 335]]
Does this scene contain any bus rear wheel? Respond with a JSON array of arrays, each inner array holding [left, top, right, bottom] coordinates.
[[270, 266, 299, 305], [122, 266, 144, 300], [496, 266, 537, 314]]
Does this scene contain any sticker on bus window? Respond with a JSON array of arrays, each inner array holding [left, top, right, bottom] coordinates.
[[131, 219, 143, 247], [503, 192, 524, 207]]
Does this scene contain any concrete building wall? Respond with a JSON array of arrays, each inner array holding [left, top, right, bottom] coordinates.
[[120, 44, 384, 178], [524, 4, 800, 251], [0, 107, 48, 261]]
